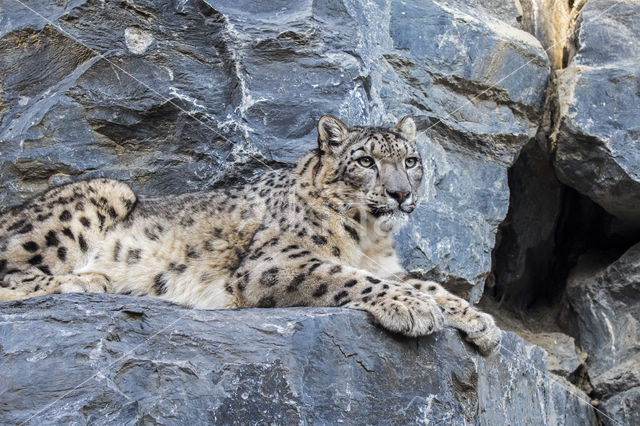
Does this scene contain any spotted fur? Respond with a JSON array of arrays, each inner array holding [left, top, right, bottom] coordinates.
[[0, 116, 500, 354]]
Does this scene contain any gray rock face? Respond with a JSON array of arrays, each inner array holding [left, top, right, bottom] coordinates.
[[6, 1, 627, 423], [536, 332, 585, 379], [553, 0, 640, 224], [0, 293, 597, 424], [562, 245, 640, 425], [0, 0, 549, 298]]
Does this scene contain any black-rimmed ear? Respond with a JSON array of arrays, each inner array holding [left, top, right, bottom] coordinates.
[[318, 115, 349, 152], [396, 116, 416, 141]]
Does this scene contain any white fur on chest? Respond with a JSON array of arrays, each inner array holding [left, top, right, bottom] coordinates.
[[355, 230, 404, 279]]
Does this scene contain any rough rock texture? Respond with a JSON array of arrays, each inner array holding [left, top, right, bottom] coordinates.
[[552, 0, 640, 225], [0, 0, 549, 298], [7, 0, 638, 423], [532, 332, 585, 380], [488, 2, 640, 424], [0, 293, 597, 425], [562, 245, 640, 425]]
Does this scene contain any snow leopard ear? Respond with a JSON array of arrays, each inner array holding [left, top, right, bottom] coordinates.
[[395, 116, 416, 141], [318, 115, 349, 152]]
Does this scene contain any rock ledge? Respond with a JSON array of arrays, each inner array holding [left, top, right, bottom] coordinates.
[[0, 294, 596, 424]]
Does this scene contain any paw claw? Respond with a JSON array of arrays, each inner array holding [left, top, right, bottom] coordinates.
[[465, 313, 502, 356], [57, 274, 111, 294], [364, 291, 444, 337]]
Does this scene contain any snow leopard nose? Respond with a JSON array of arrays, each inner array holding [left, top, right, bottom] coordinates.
[[386, 189, 410, 204]]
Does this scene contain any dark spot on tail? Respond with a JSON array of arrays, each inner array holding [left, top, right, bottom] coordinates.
[[153, 273, 168, 295], [260, 267, 280, 287], [344, 279, 357, 288], [288, 250, 310, 259], [311, 235, 327, 245], [7, 219, 26, 232], [257, 296, 276, 308], [169, 263, 187, 273], [62, 228, 74, 240], [237, 274, 248, 292], [144, 227, 159, 241], [57, 246, 67, 261], [312, 283, 328, 298], [97, 213, 105, 230], [286, 273, 306, 293], [22, 241, 39, 252], [334, 291, 348, 303], [307, 262, 321, 275], [36, 213, 52, 222], [113, 240, 121, 261], [366, 276, 381, 284], [78, 234, 88, 252], [18, 223, 33, 234], [123, 198, 134, 210], [186, 246, 200, 259], [37, 265, 51, 275], [46, 230, 60, 247], [126, 248, 141, 264]]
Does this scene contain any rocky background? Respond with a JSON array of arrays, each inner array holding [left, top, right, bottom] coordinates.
[[0, 0, 637, 424]]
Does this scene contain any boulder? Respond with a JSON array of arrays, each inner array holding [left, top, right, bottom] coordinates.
[[0, 293, 597, 424], [552, 0, 640, 225], [562, 244, 640, 425], [0, 0, 549, 299]]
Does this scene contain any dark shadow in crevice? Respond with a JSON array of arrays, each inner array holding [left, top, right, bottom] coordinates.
[[489, 139, 640, 314]]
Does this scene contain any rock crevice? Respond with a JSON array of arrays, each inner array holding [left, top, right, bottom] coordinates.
[[491, 1, 640, 424]]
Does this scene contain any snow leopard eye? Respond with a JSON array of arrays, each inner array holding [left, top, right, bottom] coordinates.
[[405, 157, 418, 168], [357, 156, 375, 168]]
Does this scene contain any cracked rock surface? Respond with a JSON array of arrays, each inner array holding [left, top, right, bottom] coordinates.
[[0, 293, 597, 424]]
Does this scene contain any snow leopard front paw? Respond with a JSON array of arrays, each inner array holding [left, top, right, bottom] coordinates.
[[463, 311, 502, 356], [353, 289, 445, 338]]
